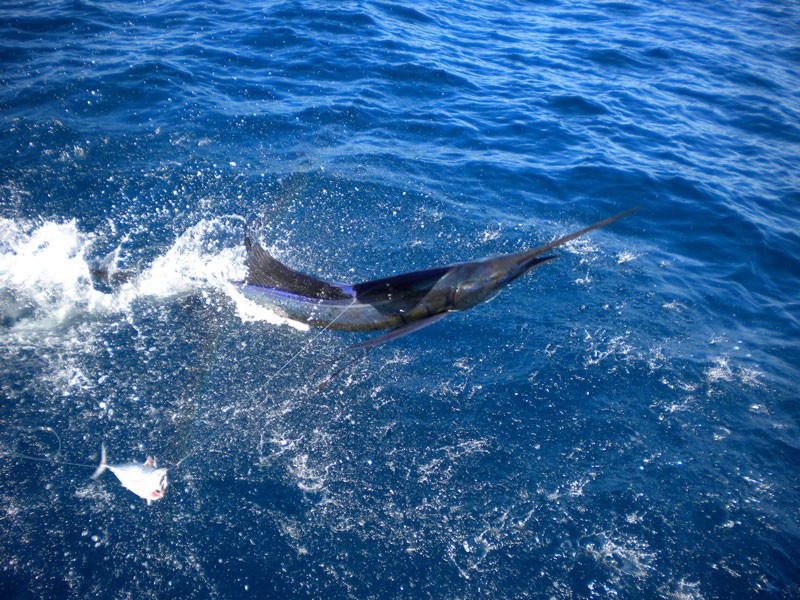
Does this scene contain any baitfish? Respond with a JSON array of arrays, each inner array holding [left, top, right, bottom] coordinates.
[[241, 208, 638, 348], [91, 444, 168, 505]]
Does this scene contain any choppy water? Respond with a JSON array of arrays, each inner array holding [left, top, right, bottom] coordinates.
[[1, 1, 799, 598]]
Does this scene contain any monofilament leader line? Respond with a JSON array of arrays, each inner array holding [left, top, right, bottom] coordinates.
[[262, 297, 358, 388], [2, 427, 99, 470]]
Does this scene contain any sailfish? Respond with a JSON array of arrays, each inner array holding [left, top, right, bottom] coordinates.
[[240, 208, 638, 348]]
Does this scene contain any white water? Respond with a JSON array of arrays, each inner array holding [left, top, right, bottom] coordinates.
[[0, 217, 308, 333]]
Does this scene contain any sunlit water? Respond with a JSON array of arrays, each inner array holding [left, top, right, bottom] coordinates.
[[1, 1, 798, 598]]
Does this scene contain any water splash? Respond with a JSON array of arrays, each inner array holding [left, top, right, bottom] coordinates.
[[0, 217, 307, 333], [0, 218, 112, 326]]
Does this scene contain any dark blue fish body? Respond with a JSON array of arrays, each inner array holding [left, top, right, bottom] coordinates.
[[242, 209, 636, 347]]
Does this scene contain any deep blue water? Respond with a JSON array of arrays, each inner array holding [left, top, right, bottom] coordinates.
[[1, 0, 799, 597]]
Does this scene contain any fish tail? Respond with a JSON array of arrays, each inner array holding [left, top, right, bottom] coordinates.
[[90, 443, 107, 479]]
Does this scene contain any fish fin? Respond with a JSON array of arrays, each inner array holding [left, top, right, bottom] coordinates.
[[352, 267, 450, 305], [144, 456, 154, 468], [146, 498, 152, 506], [245, 236, 352, 300], [349, 313, 449, 350], [90, 443, 107, 480]]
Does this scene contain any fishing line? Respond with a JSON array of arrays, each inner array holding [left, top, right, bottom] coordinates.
[[311, 346, 376, 392], [257, 299, 364, 465], [1, 426, 99, 470], [263, 298, 358, 387], [171, 450, 194, 469]]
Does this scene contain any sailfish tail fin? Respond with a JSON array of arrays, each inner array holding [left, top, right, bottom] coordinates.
[[244, 235, 353, 301]]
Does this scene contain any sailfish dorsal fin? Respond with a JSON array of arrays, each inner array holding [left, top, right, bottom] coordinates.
[[245, 236, 353, 301]]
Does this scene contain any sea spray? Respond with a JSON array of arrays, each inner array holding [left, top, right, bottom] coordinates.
[[0, 217, 307, 331]]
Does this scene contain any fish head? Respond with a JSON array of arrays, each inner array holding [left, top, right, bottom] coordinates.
[[446, 261, 507, 311], [149, 468, 168, 501], [137, 458, 168, 502], [112, 463, 169, 504], [449, 253, 557, 311]]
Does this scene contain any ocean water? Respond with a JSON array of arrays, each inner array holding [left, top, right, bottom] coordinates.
[[1, 0, 799, 597]]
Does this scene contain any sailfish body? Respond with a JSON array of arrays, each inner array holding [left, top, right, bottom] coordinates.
[[241, 208, 637, 348]]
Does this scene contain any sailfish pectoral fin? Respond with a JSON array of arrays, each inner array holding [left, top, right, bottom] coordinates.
[[349, 313, 449, 350], [313, 314, 448, 391]]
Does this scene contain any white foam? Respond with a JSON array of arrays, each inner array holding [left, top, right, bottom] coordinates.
[[0, 218, 115, 326], [0, 217, 308, 331]]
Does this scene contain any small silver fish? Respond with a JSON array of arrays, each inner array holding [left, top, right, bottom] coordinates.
[[91, 443, 168, 505]]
